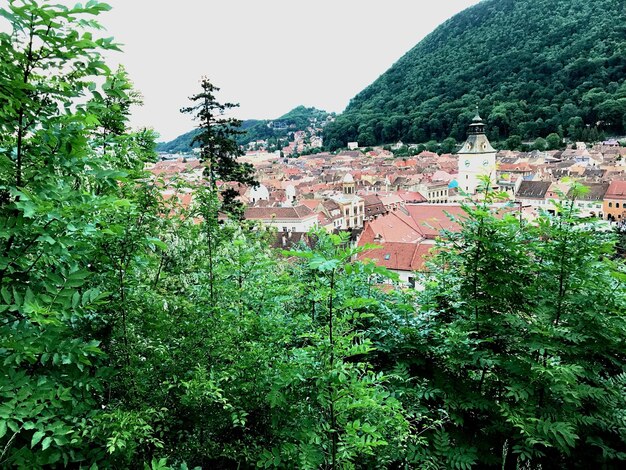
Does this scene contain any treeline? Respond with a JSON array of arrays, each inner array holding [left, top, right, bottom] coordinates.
[[323, 0, 626, 149], [157, 106, 331, 154], [1, 2, 625, 469]]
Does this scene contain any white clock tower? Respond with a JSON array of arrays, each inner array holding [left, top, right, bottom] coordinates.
[[457, 111, 496, 195]]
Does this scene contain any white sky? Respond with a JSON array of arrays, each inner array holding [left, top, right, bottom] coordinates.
[[80, 1, 480, 140]]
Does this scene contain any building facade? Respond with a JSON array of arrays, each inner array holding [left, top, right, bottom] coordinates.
[[456, 112, 497, 195]]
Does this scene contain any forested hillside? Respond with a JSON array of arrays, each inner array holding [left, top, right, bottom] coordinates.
[[1, 1, 625, 469], [157, 106, 331, 153], [323, 0, 626, 148]]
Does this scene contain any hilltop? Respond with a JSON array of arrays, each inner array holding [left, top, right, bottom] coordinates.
[[157, 106, 333, 154], [323, 0, 626, 149]]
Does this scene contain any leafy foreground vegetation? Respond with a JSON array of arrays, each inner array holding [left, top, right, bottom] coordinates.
[[1, 1, 625, 468], [324, 0, 626, 148]]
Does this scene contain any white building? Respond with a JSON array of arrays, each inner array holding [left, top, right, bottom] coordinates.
[[457, 112, 497, 195], [331, 173, 364, 230], [244, 205, 319, 233]]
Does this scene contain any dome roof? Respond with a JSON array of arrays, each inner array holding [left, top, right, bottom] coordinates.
[[342, 173, 355, 184]]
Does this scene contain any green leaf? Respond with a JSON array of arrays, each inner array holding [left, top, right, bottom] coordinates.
[[31, 430, 45, 448], [41, 436, 52, 450], [1, 287, 10, 304]]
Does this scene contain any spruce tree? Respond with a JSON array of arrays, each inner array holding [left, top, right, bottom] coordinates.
[[181, 78, 256, 217]]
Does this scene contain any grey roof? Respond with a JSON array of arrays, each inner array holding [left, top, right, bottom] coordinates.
[[568, 183, 609, 201], [516, 181, 551, 199], [583, 168, 606, 178]]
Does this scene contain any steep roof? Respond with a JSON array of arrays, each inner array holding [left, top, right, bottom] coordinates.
[[605, 180, 626, 200], [405, 205, 466, 239], [396, 190, 428, 203], [361, 194, 388, 218], [567, 183, 609, 201], [244, 205, 316, 221], [359, 210, 422, 244], [516, 181, 551, 199], [357, 241, 434, 272]]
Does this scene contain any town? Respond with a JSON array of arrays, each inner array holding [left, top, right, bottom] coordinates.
[[148, 113, 626, 287]]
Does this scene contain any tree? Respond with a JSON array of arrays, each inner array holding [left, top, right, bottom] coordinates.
[[181, 77, 257, 216], [532, 136, 547, 151], [506, 134, 523, 150], [0, 0, 162, 466], [546, 132, 562, 150], [264, 231, 410, 468], [406, 185, 626, 468], [440, 137, 457, 154]]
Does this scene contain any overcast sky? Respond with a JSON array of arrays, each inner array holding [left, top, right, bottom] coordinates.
[[92, 0, 482, 141]]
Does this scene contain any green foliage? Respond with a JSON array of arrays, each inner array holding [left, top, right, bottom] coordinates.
[[0, 0, 163, 466], [2, 1, 625, 469], [180, 77, 256, 215], [263, 231, 410, 468], [323, 0, 626, 147], [407, 185, 626, 468], [532, 136, 547, 151], [546, 132, 562, 150], [505, 134, 523, 150], [157, 106, 332, 153]]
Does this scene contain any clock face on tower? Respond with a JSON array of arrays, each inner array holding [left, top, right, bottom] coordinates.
[[482, 159, 489, 166], [464, 160, 470, 167]]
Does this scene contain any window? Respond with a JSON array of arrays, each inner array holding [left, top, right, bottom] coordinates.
[[384, 254, 391, 260], [466, 175, 469, 179], [292, 226, 296, 231], [282, 226, 287, 232], [609, 202, 613, 208], [617, 203, 621, 208]]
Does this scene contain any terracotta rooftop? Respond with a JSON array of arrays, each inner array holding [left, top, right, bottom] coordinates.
[[606, 180, 626, 200], [405, 204, 466, 239], [357, 241, 435, 272], [359, 211, 421, 244], [244, 205, 316, 220]]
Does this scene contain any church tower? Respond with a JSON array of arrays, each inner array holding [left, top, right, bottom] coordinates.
[[342, 173, 356, 195], [457, 110, 496, 195]]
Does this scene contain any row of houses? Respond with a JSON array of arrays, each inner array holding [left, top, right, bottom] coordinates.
[[515, 179, 626, 221]]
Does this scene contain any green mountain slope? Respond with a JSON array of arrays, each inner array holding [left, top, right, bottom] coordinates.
[[157, 107, 331, 153], [323, 0, 626, 149]]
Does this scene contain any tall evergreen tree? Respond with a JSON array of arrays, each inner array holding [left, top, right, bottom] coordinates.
[[181, 78, 256, 217]]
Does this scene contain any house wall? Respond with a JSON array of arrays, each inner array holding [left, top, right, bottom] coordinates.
[[604, 198, 626, 221], [256, 216, 319, 233], [457, 151, 496, 195]]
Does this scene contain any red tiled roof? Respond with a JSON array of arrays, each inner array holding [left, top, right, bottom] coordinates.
[[359, 212, 421, 244], [396, 190, 428, 203], [244, 205, 316, 220], [358, 241, 435, 272], [405, 205, 466, 239], [299, 199, 322, 210], [606, 180, 626, 199]]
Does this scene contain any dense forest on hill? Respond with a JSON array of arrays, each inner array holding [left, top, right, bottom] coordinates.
[[323, 0, 626, 149], [1, 1, 625, 469], [157, 106, 331, 153]]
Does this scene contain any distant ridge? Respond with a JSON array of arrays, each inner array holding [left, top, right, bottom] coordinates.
[[157, 106, 332, 153], [323, 0, 626, 149]]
